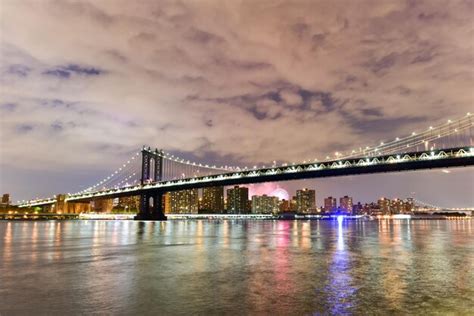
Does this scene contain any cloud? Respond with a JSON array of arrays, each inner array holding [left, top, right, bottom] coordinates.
[[42, 64, 104, 78], [279, 88, 303, 107], [5, 64, 31, 77]]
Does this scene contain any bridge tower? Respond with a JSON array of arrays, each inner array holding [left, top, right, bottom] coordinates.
[[141, 147, 164, 184], [135, 147, 167, 221]]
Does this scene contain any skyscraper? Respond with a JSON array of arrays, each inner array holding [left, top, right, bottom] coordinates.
[[324, 196, 337, 213], [296, 188, 316, 213], [339, 196, 353, 214], [201, 186, 224, 213], [170, 189, 199, 213], [251, 195, 279, 214], [226, 186, 249, 213]]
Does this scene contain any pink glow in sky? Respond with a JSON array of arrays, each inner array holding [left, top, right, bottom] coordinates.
[[246, 183, 290, 200]]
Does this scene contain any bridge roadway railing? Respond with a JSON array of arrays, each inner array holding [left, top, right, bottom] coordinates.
[[58, 146, 474, 204]]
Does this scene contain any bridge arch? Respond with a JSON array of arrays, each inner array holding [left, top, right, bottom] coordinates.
[[148, 196, 154, 208], [149, 157, 156, 182]]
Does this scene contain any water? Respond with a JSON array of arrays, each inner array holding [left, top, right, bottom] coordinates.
[[1, 219, 473, 315]]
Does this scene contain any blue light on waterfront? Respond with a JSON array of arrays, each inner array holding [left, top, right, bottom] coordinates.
[[337, 215, 344, 224]]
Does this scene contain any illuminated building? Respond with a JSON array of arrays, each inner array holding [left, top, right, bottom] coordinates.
[[392, 198, 404, 214], [163, 192, 171, 213], [339, 196, 353, 214], [226, 186, 249, 213], [353, 202, 364, 214], [118, 196, 140, 211], [93, 199, 114, 213], [364, 202, 379, 215], [378, 197, 391, 214], [56, 194, 67, 213], [296, 188, 316, 213], [201, 186, 224, 213], [290, 197, 297, 211], [279, 199, 290, 212], [170, 189, 198, 213], [251, 195, 279, 214], [68, 202, 91, 213], [48, 194, 89, 213], [405, 198, 414, 213], [324, 196, 337, 213]]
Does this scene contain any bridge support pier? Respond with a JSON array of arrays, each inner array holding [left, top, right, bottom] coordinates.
[[134, 191, 167, 221]]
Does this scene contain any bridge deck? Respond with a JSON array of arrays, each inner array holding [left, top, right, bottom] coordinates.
[[61, 147, 474, 203]]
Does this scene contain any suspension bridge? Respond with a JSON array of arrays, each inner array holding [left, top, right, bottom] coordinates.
[[18, 113, 474, 220]]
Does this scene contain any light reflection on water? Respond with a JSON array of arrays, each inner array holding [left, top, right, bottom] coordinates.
[[0, 219, 473, 314]]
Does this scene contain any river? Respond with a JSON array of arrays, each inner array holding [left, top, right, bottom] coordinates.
[[1, 219, 473, 314]]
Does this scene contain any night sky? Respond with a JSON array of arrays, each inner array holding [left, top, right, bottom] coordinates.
[[1, 0, 473, 206]]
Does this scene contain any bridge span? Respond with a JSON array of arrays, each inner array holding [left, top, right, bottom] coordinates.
[[17, 114, 474, 220], [19, 147, 474, 219]]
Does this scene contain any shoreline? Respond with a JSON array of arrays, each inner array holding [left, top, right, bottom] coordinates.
[[0, 213, 471, 221]]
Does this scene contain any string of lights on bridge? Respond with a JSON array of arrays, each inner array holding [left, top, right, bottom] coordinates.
[[76, 151, 141, 194], [17, 147, 474, 207]]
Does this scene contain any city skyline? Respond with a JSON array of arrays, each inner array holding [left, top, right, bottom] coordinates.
[[116, 187, 418, 215], [1, 1, 473, 206]]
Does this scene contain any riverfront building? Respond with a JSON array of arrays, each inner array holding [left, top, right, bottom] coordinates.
[[378, 197, 391, 214], [251, 195, 280, 214], [227, 186, 249, 213], [339, 196, 353, 213], [323, 196, 337, 213], [295, 188, 316, 213], [201, 186, 224, 213], [279, 199, 291, 212], [170, 189, 199, 213], [117, 196, 140, 211]]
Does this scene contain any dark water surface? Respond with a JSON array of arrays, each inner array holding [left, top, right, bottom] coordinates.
[[1, 219, 473, 315]]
